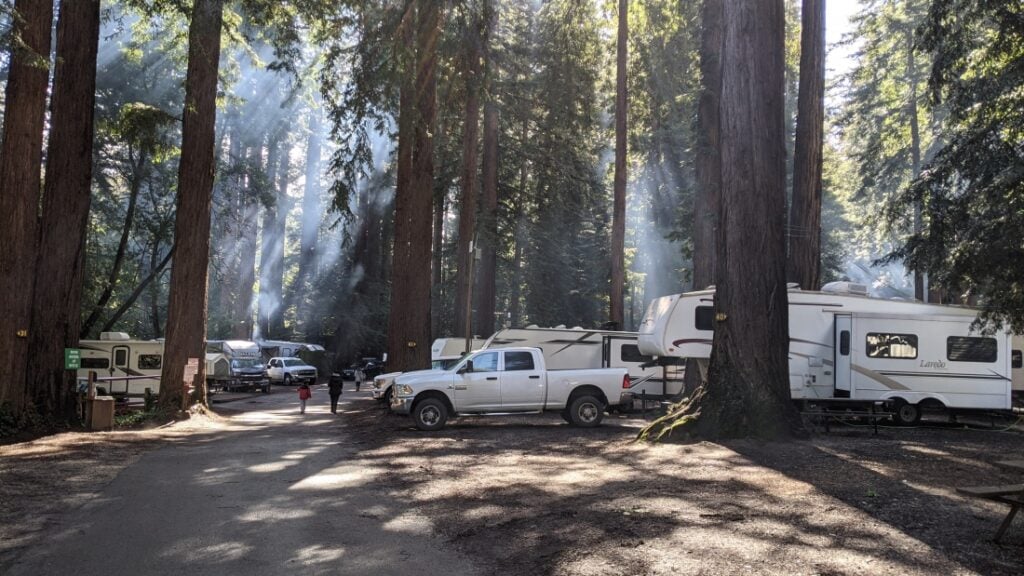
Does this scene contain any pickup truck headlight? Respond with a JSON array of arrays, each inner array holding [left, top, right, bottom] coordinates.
[[395, 384, 414, 397]]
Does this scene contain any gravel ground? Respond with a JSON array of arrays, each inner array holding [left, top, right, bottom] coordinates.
[[2, 387, 1023, 575]]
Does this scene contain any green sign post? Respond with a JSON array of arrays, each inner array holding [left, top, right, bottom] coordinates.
[[64, 348, 81, 370]]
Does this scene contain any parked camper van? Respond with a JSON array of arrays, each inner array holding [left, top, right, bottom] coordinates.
[[638, 282, 1014, 424], [483, 326, 684, 399], [431, 338, 487, 369], [78, 332, 164, 397], [205, 340, 269, 393]]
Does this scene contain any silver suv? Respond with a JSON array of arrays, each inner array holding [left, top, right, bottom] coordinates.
[[266, 357, 317, 385]]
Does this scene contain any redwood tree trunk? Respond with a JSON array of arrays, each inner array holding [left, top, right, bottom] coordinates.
[[293, 106, 322, 336], [699, 0, 802, 439], [270, 143, 289, 337], [234, 142, 261, 339], [692, 0, 722, 293], [477, 104, 499, 337], [27, 0, 101, 419], [387, 0, 439, 372], [787, 0, 825, 290], [454, 24, 482, 339], [907, 29, 924, 301], [159, 0, 224, 410], [0, 0, 54, 415], [609, 0, 628, 330]]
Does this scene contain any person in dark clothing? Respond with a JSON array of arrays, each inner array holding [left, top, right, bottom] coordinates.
[[328, 375, 344, 414]]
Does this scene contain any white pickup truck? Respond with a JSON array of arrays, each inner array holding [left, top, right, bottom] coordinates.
[[389, 347, 631, 431]]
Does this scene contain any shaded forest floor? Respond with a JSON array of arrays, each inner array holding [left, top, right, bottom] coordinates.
[[2, 388, 1024, 575]]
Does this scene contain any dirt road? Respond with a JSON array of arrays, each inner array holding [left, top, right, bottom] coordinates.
[[3, 386, 1024, 575]]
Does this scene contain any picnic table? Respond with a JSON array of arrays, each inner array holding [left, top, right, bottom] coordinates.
[[957, 460, 1024, 543]]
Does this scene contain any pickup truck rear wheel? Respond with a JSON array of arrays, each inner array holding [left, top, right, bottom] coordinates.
[[569, 395, 604, 427], [413, 398, 448, 431]]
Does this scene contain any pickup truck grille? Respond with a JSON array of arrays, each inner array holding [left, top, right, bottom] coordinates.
[[296, 370, 316, 378]]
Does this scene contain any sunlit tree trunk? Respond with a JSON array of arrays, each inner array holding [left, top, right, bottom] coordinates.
[[0, 0, 54, 415], [387, 0, 439, 372], [454, 20, 482, 339], [159, 0, 224, 410], [700, 0, 802, 439], [27, 0, 101, 419], [234, 141, 262, 339], [787, 0, 825, 290], [609, 0, 628, 330], [294, 106, 322, 336]]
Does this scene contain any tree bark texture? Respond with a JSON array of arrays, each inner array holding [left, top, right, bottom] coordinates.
[[787, 0, 825, 290], [27, 0, 102, 419], [692, 0, 722, 293], [0, 0, 54, 414], [609, 0, 628, 330], [454, 23, 482, 338], [477, 100, 499, 337], [159, 0, 224, 410], [387, 0, 439, 372], [701, 0, 802, 439], [907, 29, 923, 301]]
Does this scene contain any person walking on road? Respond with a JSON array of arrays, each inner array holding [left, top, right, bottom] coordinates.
[[328, 376, 343, 414], [355, 368, 364, 392], [298, 383, 312, 414]]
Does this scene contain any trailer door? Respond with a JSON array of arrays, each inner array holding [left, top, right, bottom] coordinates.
[[834, 315, 852, 397]]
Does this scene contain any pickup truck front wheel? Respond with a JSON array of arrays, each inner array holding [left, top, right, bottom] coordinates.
[[413, 398, 448, 431], [568, 395, 604, 427]]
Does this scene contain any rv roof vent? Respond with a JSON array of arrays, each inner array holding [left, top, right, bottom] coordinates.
[[786, 282, 800, 290], [554, 324, 566, 329], [99, 332, 130, 341], [705, 285, 716, 290], [571, 326, 583, 330], [820, 281, 869, 296], [526, 324, 540, 329]]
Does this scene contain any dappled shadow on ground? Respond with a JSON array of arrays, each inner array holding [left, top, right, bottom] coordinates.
[[4, 391, 1024, 575]]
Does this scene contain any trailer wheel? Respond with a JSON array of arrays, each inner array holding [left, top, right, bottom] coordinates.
[[413, 398, 448, 431], [892, 401, 921, 426], [568, 395, 604, 427]]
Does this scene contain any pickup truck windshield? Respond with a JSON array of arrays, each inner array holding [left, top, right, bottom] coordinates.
[[231, 358, 262, 370]]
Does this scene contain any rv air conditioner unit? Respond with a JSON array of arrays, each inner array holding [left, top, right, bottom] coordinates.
[[820, 281, 869, 297], [100, 332, 130, 341]]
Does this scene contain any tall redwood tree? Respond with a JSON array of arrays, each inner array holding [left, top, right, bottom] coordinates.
[[787, 0, 826, 290], [0, 0, 54, 415], [387, 0, 440, 372], [27, 0, 102, 418], [609, 0, 628, 330], [159, 0, 225, 410]]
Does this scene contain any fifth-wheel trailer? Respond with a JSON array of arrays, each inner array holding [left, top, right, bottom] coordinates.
[[638, 282, 1015, 424]]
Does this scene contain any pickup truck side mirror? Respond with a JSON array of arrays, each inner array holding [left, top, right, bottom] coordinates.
[[458, 360, 474, 374]]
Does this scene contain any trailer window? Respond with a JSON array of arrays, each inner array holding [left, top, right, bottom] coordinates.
[[947, 337, 998, 363], [619, 344, 649, 363], [866, 333, 918, 359], [138, 354, 162, 369], [81, 358, 109, 369], [503, 352, 535, 371], [1013, 350, 1022, 369], [695, 306, 715, 331]]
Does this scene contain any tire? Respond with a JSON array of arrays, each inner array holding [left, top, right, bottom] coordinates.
[[413, 398, 448, 431], [893, 401, 921, 426], [568, 395, 604, 427], [382, 387, 393, 405], [284, 374, 293, 386], [560, 409, 572, 424]]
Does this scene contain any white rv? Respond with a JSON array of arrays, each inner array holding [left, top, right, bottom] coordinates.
[[430, 338, 487, 369], [78, 332, 165, 397], [638, 282, 1013, 424], [483, 326, 684, 398]]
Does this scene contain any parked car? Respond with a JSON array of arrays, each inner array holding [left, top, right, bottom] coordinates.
[[389, 347, 630, 431], [266, 357, 318, 385]]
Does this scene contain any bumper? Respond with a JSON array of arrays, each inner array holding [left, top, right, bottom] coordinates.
[[372, 385, 390, 400], [619, 392, 634, 406], [390, 395, 413, 415]]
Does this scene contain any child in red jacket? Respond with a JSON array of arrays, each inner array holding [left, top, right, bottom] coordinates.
[[297, 383, 312, 414]]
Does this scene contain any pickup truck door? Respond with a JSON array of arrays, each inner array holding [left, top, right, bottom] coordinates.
[[267, 359, 282, 381], [499, 351, 546, 411], [453, 351, 502, 412]]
